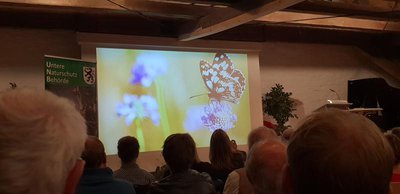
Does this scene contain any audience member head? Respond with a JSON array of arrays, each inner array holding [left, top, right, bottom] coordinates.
[[287, 109, 394, 194], [385, 133, 400, 165], [0, 88, 87, 194], [162, 133, 196, 173], [210, 129, 236, 170], [392, 127, 400, 139], [82, 136, 107, 169], [282, 128, 295, 142], [246, 139, 287, 194], [117, 136, 140, 164], [248, 126, 277, 149]]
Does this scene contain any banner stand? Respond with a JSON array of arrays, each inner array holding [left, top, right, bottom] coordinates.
[[44, 55, 98, 136]]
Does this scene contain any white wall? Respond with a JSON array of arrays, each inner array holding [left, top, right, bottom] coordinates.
[[0, 28, 80, 90], [259, 42, 400, 128], [1, 28, 399, 172]]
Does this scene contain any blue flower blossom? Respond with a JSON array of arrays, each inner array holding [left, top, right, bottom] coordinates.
[[116, 94, 160, 126], [130, 53, 168, 87], [201, 101, 237, 132]]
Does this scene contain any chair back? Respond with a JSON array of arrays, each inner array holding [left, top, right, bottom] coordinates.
[[134, 184, 150, 194]]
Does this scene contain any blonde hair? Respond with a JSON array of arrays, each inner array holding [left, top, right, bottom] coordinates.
[[0, 88, 87, 194], [288, 109, 394, 194]]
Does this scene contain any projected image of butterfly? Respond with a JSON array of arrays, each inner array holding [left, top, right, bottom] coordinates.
[[190, 52, 246, 132], [200, 52, 246, 104]]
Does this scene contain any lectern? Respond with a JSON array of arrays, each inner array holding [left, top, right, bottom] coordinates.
[[316, 100, 352, 112]]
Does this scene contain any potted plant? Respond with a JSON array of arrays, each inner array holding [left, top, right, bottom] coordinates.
[[262, 84, 297, 135]]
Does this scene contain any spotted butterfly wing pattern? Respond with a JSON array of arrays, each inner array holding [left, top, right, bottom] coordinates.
[[200, 52, 246, 104]]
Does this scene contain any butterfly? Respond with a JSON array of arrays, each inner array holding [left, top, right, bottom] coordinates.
[[200, 52, 246, 104]]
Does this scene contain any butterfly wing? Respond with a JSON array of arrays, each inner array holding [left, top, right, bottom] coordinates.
[[211, 53, 234, 76], [200, 52, 246, 104], [216, 69, 246, 104], [231, 69, 246, 93], [200, 60, 215, 92], [200, 53, 233, 93]]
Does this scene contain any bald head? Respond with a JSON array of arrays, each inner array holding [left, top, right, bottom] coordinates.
[[248, 126, 277, 149], [246, 139, 287, 194], [81, 136, 106, 169]]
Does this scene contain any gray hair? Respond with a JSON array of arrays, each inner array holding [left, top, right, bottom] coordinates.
[[288, 109, 394, 194], [246, 139, 287, 194], [0, 88, 87, 194], [248, 126, 277, 149], [391, 127, 400, 138]]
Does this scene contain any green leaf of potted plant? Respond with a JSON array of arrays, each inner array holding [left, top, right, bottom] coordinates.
[[262, 84, 298, 135]]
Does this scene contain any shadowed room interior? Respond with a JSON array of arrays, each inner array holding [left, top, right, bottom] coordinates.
[[0, 0, 400, 171]]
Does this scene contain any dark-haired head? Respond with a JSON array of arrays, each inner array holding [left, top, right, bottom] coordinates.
[[117, 136, 140, 164], [162, 133, 196, 173], [81, 136, 107, 169], [209, 129, 236, 170]]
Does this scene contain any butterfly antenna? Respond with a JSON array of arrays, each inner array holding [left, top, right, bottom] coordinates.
[[189, 93, 208, 99]]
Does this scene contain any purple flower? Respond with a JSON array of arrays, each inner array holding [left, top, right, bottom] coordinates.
[[116, 94, 160, 126], [201, 101, 237, 132], [184, 105, 207, 132], [130, 53, 168, 87]]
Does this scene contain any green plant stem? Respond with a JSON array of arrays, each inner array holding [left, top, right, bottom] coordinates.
[[135, 118, 145, 152], [155, 79, 170, 136]]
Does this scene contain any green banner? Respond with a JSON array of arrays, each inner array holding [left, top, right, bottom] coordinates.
[[45, 56, 96, 88], [44, 56, 98, 136]]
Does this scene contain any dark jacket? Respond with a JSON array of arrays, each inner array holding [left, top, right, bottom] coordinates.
[[76, 167, 136, 194], [149, 169, 216, 194]]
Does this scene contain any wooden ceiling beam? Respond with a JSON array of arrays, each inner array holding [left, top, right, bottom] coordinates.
[[304, 0, 398, 11], [256, 10, 400, 32], [0, 0, 219, 20], [178, 0, 304, 41], [288, 0, 400, 20]]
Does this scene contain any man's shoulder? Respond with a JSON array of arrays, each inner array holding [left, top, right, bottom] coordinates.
[[150, 171, 216, 194], [115, 167, 155, 180], [113, 178, 133, 185], [187, 170, 215, 187], [115, 166, 152, 175], [113, 168, 123, 176], [76, 175, 135, 194], [158, 170, 212, 184], [137, 167, 154, 177]]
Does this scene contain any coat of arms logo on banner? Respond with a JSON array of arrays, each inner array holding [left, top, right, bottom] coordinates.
[[83, 66, 96, 85]]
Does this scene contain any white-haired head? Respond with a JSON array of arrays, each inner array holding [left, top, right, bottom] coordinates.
[[248, 126, 277, 149], [0, 88, 87, 194], [246, 138, 287, 194]]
